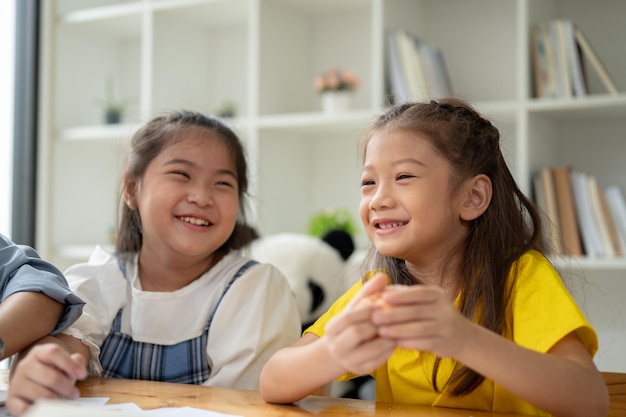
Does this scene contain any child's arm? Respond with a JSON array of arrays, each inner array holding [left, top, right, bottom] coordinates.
[[6, 334, 89, 417], [260, 273, 395, 404], [0, 291, 63, 359], [0, 234, 85, 347], [259, 333, 345, 403], [457, 323, 608, 417], [373, 285, 609, 417]]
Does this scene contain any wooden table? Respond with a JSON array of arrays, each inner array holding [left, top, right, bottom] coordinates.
[[78, 377, 525, 417]]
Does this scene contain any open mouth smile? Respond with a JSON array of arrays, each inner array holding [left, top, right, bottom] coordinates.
[[375, 221, 407, 229], [178, 216, 211, 227]]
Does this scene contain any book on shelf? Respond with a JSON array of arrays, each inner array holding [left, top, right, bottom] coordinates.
[[537, 22, 558, 98], [597, 183, 623, 257], [394, 29, 429, 101], [419, 42, 452, 99], [531, 24, 552, 99], [558, 19, 587, 97], [530, 25, 544, 98], [529, 20, 567, 98], [386, 29, 452, 104], [386, 30, 410, 104], [537, 165, 625, 259], [549, 20, 572, 99], [587, 175, 618, 257], [552, 166, 583, 256], [604, 186, 626, 254], [532, 168, 562, 254], [570, 170, 604, 257], [531, 19, 618, 98], [573, 25, 619, 95]]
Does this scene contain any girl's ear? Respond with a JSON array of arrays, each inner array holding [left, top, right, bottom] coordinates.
[[459, 174, 492, 221], [123, 175, 139, 210]]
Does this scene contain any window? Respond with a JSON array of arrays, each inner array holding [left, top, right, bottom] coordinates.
[[0, 0, 16, 237]]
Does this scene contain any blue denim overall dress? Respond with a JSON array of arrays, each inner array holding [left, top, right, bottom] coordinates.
[[99, 259, 257, 384]]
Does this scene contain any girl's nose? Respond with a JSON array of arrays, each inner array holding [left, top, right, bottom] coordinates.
[[369, 186, 393, 210], [187, 187, 213, 207]]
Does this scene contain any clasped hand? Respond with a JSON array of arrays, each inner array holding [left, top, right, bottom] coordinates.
[[323, 272, 471, 376]]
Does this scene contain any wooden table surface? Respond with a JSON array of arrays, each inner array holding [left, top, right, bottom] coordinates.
[[78, 377, 525, 417]]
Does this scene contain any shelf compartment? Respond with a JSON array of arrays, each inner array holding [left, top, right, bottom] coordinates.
[[151, 1, 249, 117], [527, 111, 626, 195], [255, 129, 363, 243], [527, 0, 626, 98], [384, 0, 519, 103], [54, 11, 142, 128], [258, 0, 373, 116], [50, 141, 126, 260]]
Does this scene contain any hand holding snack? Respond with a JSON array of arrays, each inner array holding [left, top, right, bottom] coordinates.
[[322, 272, 396, 375], [370, 282, 473, 359]]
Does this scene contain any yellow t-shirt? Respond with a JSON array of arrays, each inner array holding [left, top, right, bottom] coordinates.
[[304, 250, 597, 416]]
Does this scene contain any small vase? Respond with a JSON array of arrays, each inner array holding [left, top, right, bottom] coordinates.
[[321, 91, 352, 114]]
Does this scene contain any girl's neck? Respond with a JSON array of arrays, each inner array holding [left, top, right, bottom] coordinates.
[[137, 251, 221, 292], [405, 255, 462, 298]]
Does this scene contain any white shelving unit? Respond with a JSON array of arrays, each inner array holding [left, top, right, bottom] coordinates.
[[38, 0, 626, 371]]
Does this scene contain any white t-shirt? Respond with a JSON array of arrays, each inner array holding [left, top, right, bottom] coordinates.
[[62, 246, 301, 390]]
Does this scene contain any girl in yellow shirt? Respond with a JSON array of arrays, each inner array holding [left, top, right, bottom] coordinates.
[[259, 99, 609, 417]]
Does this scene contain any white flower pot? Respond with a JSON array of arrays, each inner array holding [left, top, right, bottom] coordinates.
[[321, 91, 352, 113]]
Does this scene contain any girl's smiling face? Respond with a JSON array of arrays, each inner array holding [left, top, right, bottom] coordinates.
[[124, 130, 239, 265], [359, 130, 469, 266]]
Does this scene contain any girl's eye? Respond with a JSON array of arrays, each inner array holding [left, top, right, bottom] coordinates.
[[397, 174, 415, 180], [172, 170, 190, 179], [361, 179, 375, 186], [216, 180, 235, 188]]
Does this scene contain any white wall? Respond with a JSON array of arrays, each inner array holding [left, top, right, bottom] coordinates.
[[0, 0, 16, 238]]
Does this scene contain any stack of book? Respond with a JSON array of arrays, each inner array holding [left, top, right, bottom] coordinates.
[[530, 19, 618, 99], [532, 166, 626, 258], [385, 29, 452, 104]]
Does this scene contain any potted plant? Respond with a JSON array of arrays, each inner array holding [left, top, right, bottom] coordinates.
[[216, 100, 237, 118], [307, 208, 358, 239], [97, 75, 131, 124], [313, 68, 361, 113]]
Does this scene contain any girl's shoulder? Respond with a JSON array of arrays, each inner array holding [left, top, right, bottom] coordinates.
[[515, 249, 554, 271], [208, 252, 296, 308], [211, 251, 288, 284], [64, 245, 130, 288], [511, 249, 567, 291], [84, 245, 119, 265]]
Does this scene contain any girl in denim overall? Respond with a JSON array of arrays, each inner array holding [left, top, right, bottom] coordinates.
[[8, 111, 301, 417]]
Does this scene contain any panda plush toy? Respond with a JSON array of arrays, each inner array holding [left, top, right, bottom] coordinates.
[[247, 229, 358, 330], [247, 229, 375, 400]]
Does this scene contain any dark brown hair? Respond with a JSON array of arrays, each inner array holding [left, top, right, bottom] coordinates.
[[360, 98, 544, 396], [116, 110, 257, 256]]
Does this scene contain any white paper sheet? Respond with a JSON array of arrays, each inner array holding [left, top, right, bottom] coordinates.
[[14, 398, 243, 417]]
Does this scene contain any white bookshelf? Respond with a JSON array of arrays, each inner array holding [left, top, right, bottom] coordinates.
[[37, 0, 626, 371]]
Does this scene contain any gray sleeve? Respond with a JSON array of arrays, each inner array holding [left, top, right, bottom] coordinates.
[[0, 234, 85, 334]]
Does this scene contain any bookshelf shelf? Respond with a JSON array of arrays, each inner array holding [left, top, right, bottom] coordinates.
[[552, 256, 626, 271], [257, 111, 374, 132], [38, 0, 626, 263], [58, 123, 142, 142], [527, 94, 626, 119], [59, 3, 144, 25]]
